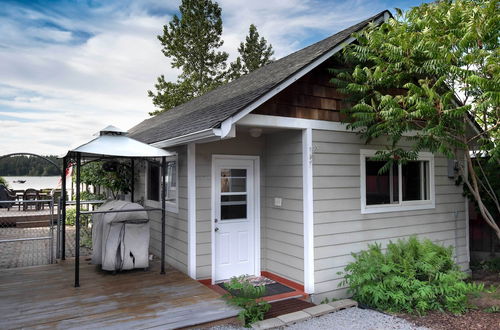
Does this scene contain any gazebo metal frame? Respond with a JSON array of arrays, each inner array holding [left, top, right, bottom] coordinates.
[[60, 126, 173, 287]]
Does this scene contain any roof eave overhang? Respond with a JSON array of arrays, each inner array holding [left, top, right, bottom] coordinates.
[[217, 12, 389, 138], [147, 11, 390, 148], [150, 127, 235, 148]]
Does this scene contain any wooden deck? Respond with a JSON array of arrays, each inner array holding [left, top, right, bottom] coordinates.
[[0, 259, 239, 329]]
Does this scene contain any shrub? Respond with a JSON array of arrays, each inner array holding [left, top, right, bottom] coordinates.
[[65, 207, 91, 226], [65, 207, 92, 248], [339, 236, 483, 315], [471, 257, 500, 272], [223, 276, 271, 327]]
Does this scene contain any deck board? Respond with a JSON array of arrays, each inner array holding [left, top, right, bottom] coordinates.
[[0, 259, 239, 329]]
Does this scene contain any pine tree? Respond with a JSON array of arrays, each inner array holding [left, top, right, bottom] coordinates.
[[228, 24, 274, 80], [148, 0, 229, 115]]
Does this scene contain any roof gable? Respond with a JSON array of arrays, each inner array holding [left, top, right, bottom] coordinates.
[[129, 10, 389, 144]]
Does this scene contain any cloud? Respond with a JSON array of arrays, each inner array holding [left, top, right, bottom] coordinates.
[[0, 0, 421, 156]]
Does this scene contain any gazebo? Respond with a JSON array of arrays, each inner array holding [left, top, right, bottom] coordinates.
[[60, 125, 173, 287]]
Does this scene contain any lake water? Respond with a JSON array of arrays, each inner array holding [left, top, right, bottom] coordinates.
[[3, 176, 64, 190]]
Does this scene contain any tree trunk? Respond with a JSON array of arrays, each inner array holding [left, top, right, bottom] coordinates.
[[463, 152, 500, 240]]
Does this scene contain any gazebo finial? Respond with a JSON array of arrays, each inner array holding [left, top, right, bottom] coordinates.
[[99, 125, 127, 136]]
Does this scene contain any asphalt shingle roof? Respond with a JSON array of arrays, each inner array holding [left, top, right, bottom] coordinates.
[[128, 10, 388, 144]]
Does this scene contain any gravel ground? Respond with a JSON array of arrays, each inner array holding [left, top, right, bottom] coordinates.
[[286, 308, 428, 330], [207, 307, 428, 330]]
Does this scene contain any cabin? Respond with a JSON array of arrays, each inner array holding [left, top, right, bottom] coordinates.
[[128, 10, 471, 303]]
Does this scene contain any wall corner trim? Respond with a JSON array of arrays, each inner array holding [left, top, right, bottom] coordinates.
[[187, 143, 197, 278], [302, 128, 315, 293]]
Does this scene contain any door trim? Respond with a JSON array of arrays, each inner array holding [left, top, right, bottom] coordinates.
[[211, 154, 261, 284]]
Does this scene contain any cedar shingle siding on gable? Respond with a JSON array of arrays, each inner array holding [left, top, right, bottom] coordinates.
[[128, 11, 389, 144], [252, 61, 348, 121]]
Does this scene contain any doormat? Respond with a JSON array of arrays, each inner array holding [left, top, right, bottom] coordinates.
[[217, 276, 295, 297]]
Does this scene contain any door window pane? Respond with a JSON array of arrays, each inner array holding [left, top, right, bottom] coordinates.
[[220, 168, 247, 220], [221, 168, 247, 193], [221, 195, 247, 220], [221, 202, 247, 220]]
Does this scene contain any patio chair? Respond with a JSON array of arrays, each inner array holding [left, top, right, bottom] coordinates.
[[0, 184, 16, 211], [23, 188, 40, 211]]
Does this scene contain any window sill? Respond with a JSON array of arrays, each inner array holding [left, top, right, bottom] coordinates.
[[361, 202, 435, 214]]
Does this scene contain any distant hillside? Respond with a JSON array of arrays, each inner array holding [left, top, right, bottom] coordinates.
[[0, 155, 62, 176]]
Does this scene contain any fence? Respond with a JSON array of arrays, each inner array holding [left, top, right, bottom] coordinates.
[[55, 200, 105, 261], [0, 199, 56, 268]]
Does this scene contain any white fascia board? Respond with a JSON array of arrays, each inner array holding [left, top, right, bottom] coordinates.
[[238, 114, 432, 138], [151, 128, 221, 148], [238, 114, 350, 131]]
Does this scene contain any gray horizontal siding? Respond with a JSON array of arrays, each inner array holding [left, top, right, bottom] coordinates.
[[143, 146, 189, 274], [134, 147, 187, 272], [311, 129, 468, 303], [195, 134, 266, 279], [264, 131, 304, 284]]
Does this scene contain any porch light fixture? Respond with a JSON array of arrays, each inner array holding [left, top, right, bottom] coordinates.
[[249, 128, 262, 138]]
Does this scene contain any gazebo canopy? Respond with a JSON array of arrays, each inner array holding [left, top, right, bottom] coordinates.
[[63, 125, 173, 159]]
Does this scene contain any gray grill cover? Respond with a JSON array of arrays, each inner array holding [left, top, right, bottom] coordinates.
[[91, 200, 150, 271]]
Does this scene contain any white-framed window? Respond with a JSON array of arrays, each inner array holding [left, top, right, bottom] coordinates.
[[360, 149, 435, 214], [145, 155, 178, 213], [165, 158, 178, 212]]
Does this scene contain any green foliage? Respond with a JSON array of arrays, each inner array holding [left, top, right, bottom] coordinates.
[[320, 297, 330, 304], [65, 207, 90, 226], [228, 24, 274, 80], [0, 176, 8, 187], [320, 297, 338, 304], [484, 305, 500, 313], [463, 157, 500, 221], [339, 236, 483, 315], [66, 207, 92, 248], [223, 276, 271, 327], [332, 0, 500, 238], [471, 256, 500, 272], [78, 161, 131, 198], [80, 191, 106, 202], [148, 0, 229, 115], [0, 155, 61, 176]]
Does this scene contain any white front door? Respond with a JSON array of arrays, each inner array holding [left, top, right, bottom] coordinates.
[[213, 156, 258, 281]]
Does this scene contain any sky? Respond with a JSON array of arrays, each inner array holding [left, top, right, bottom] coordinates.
[[0, 0, 428, 155]]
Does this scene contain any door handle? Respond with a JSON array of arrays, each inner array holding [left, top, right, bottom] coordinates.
[[214, 218, 218, 223], [214, 227, 219, 232]]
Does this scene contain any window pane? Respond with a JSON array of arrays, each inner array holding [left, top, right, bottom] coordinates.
[[166, 160, 177, 203], [392, 164, 399, 203], [167, 161, 177, 188], [148, 163, 160, 201], [221, 169, 246, 177], [402, 161, 429, 201], [221, 168, 246, 193], [366, 160, 391, 205], [221, 204, 247, 220]]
